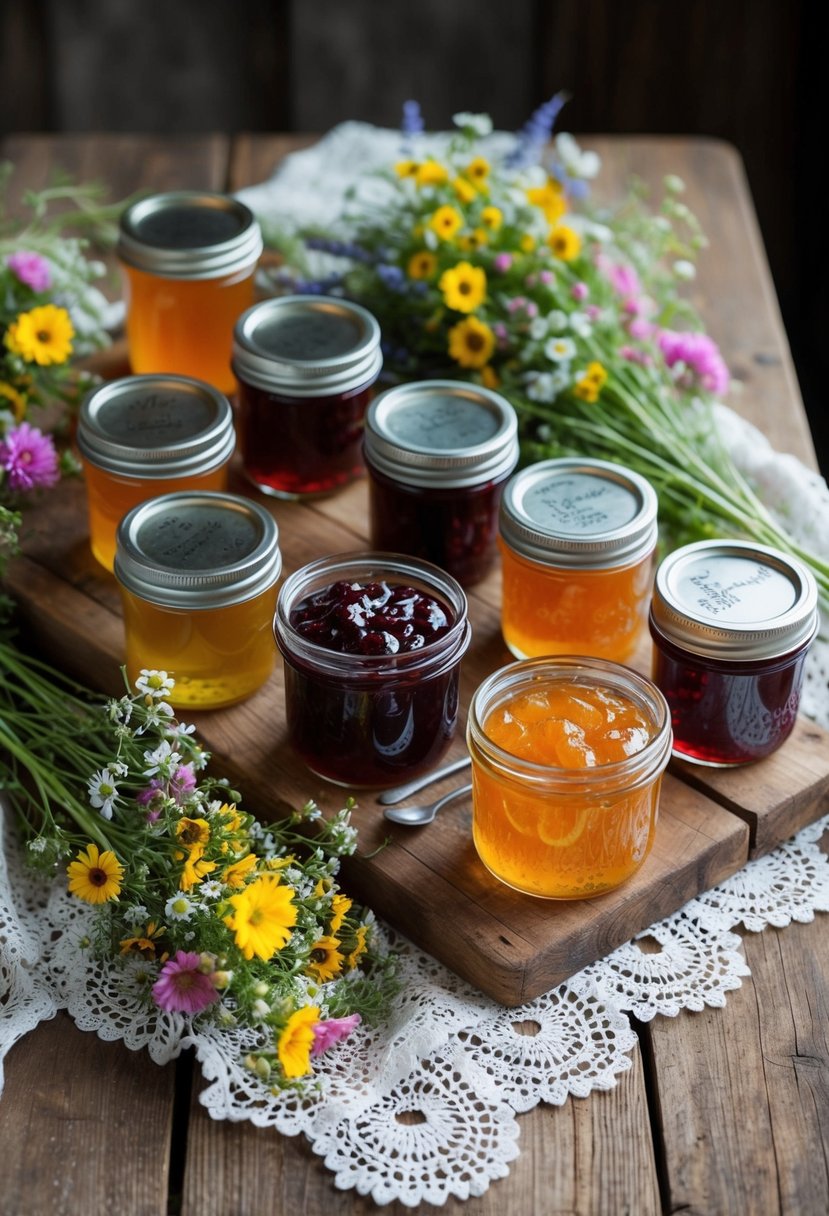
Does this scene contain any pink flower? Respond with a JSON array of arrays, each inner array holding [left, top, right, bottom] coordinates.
[[7, 251, 52, 293], [627, 317, 654, 341], [170, 763, 196, 802], [538, 269, 555, 287], [605, 260, 642, 299], [657, 329, 730, 396], [493, 253, 513, 273], [585, 304, 602, 321], [311, 1012, 361, 1058], [571, 281, 589, 301], [0, 422, 60, 492], [152, 951, 219, 1014]]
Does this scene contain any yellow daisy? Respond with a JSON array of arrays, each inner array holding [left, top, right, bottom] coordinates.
[[448, 315, 496, 369], [407, 250, 438, 280], [120, 920, 165, 958], [439, 261, 487, 313], [394, 160, 419, 178], [457, 229, 488, 253], [527, 179, 567, 225], [520, 233, 537, 253], [224, 874, 297, 961], [345, 925, 369, 970], [5, 304, 74, 366], [428, 205, 463, 242], [67, 843, 124, 905], [479, 365, 501, 390], [176, 817, 211, 849], [306, 935, 345, 982], [464, 156, 490, 185], [277, 1005, 320, 1079], [452, 176, 477, 204], [548, 224, 582, 261], [416, 160, 449, 188], [222, 852, 257, 889], [480, 206, 503, 231], [328, 893, 353, 935], [178, 847, 217, 891]]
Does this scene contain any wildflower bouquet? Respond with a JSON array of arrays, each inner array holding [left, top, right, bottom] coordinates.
[[271, 99, 829, 610]]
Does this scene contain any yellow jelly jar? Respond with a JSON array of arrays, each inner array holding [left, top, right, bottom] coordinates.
[[499, 458, 659, 663], [114, 491, 282, 709], [77, 374, 236, 572], [467, 656, 672, 899], [117, 191, 263, 395]]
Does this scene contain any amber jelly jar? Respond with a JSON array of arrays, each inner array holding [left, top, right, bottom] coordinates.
[[649, 539, 819, 766], [233, 296, 382, 498], [77, 374, 236, 572], [118, 191, 263, 395], [468, 656, 672, 899], [114, 492, 281, 709], [274, 552, 471, 788], [499, 457, 658, 662], [364, 380, 519, 586]]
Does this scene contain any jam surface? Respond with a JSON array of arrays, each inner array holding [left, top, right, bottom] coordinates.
[[290, 579, 453, 656]]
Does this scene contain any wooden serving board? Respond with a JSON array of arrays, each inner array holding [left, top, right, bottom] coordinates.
[[8, 455, 829, 1007]]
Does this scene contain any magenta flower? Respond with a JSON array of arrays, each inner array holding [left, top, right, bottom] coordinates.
[[170, 763, 197, 803], [493, 253, 513, 273], [311, 1012, 361, 1058], [152, 951, 219, 1014], [0, 422, 60, 492], [657, 329, 730, 396], [7, 251, 52, 293], [571, 281, 589, 301], [604, 259, 641, 299]]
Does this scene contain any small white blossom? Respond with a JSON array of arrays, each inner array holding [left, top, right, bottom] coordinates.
[[664, 173, 686, 194], [134, 701, 175, 734], [251, 999, 271, 1022], [142, 740, 181, 777], [453, 111, 493, 138], [673, 259, 696, 281], [87, 767, 120, 820], [123, 904, 149, 926], [165, 894, 195, 921], [423, 227, 438, 251], [198, 880, 224, 900], [555, 132, 601, 180], [544, 336, 577, 363], [546, 310, 568, 333], [568, 311, 593, 338], [27, 837, 48, 854], [135, 670, 176, 700], [528, 316, 549, 341]]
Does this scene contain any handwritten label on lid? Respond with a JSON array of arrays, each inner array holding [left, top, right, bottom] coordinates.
[[141, 508, 259, 570], [99, 392, 215, 447], [257, 310, 362, 362], [388, 394, 500, 451], [523, 472, 639, 536], [674, 554, 797, 624]]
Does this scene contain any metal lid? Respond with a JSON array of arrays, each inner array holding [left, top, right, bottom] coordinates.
[[364, 380, 519, 488], [117, 191, 263, 280], [499, 457, 658, 568], [651, 539, 819, 661], [114, 492, 281, 610], [231, 296, 382, 397], [77, 375, 235, 479]]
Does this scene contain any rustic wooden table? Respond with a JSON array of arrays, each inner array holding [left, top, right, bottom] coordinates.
[[1, 132, 827, 1216]]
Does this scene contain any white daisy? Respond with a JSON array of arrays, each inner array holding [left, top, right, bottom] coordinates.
[[544, 336, 577, 362], [135, 669, 176, 700], [165, 894, 195, 921], [87, 767, 120, 820]]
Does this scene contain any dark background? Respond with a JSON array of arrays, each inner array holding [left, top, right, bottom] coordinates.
[[2, 0, 825, 473]]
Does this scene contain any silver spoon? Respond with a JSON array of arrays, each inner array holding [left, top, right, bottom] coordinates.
[[377, 755, 472, 805], [383, 782, 473, 827]]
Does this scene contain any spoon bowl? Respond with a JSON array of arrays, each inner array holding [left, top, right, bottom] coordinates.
[[383, 782, 473, 826]]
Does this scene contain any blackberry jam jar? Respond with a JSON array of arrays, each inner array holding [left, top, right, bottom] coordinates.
[[364, 380, 519, 585], [274, 552, 471, 788], [232, 296, 382, 498], [118, 191, 262, 395], [77, 374, 235, 572], [649, 540, 819, 766]]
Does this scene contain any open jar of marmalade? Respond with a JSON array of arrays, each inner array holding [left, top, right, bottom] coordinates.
[[232, 296, 382, 499], [363, 380, 519, 586], [114, 491, 281, 709], [77, 374, 235, 572], [649, 539, 819, 765], [118, 191, 263, 395]]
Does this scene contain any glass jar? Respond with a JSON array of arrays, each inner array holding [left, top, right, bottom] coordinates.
[[118, 191, 263, 395], [649, 539, 819, 766], [363, 380, 519, 586], [77, 374, 236, 572], [499, 457, 658, 662], [274, 552, 471, 788], [232, 296, 382, 498], [114, 491, 281, 709], [467, 655, 672, 899]]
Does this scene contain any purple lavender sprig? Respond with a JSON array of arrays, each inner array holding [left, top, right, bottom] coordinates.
[[506, 91, 570, 169], [400, 100, 424, 156], [304, 236, 376, 264]]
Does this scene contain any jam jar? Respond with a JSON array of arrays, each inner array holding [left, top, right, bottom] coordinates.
[[499, 458, 658, 662], [114, 491, 282, 709], [363, 380, 519, 586], [274, 552, 471, 788], [118, 191, 263, 395], [467, 656, 672, 899], [649, 539, 819, 765], [77, 374, 236, 572], [232, 296, 382, 498]]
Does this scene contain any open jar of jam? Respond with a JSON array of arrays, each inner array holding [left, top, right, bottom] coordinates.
[[274, 552, 471, 788], [232, 296, 382, 498], [363, 380, 519, 585], [114, 491, 281, 709], [467, 655, 672, 899], [499, 458, 658, 662], [649, 539, 819, 766], [118, 191, 263, 395], [77, 374, 236, 572]]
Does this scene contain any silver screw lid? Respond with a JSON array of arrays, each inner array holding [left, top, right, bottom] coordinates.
[[114, 492, 281, 610], [499, 457, 658, 569], [231, 296, 382, 397], [77, 375, 235, 479], [117, 191, 263, 280], [651, 539, 819, 661], [364, 380, 519, 488]]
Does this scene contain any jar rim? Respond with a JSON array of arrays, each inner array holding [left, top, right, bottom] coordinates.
[[118, 191, 263, 280]]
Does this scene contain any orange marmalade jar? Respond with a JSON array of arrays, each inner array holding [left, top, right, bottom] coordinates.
[[77, 375, 235, 572], [467, 656, 671, 899], [498, 458, 658, 662], [114, 492, 281, 710], [117, 191, 263, 395]]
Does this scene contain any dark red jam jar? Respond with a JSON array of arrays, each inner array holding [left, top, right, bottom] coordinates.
[[649, 540, 819, 766], [232, 296, 382, 498], [273, 552, 471, 788], [363, 381, 519, 586]]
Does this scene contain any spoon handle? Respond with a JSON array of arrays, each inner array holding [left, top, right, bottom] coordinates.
[[377, 755, 471, 805]]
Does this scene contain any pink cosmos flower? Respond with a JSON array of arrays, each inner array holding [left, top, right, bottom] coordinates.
[[627, 317, 655, 341], [7, 251, 52, 293], [311, 1012, 362, 1058], [0, 422, 60, 492], [538, 270, 555, 287], [657, 329, 730, 396], [571, 281, 589, 301], [493, 253, 513, 273], [152, 950, 220, 1014]]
